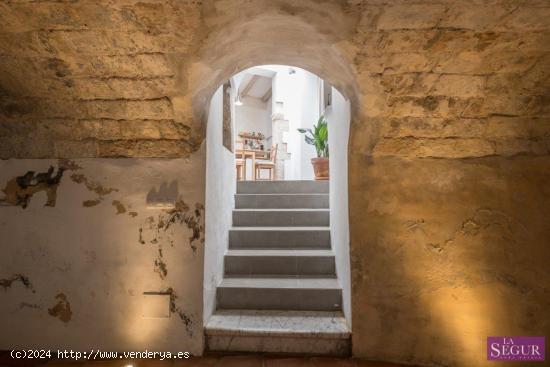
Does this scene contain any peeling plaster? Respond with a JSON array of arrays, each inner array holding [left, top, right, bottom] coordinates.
[[72, 174, 136, 217], [0, 166, 64, 208], [138, 200, 204, 252], [70, 173, 118, 197], [164, 288, 193, 337], [164, 200, 204, 251], [58, 159, 83, 171], [83, 199, 101, 207], [0, 160, 84, 208], [112, 200, 126, 214], [48, 293, 72, 323], [0, 274, 35, 292], [71, 172, 121, 210], [154, 248, 168, 280], [138, 227, 146, 245]]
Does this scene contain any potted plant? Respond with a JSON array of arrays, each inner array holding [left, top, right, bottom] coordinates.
[[298, 115, 329, 180]]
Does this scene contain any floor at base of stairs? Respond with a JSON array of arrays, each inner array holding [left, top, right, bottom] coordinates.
[[0, 353, 418, 367]]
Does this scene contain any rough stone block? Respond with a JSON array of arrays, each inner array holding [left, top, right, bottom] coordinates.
[[485, 116, 550, 139], [372, 136, 495, 158], [66, 54, 174, 78], [367, 53, 435, 75], [73, 77, 175, 100], [483, 95, 550, 117], [54, 140, 98, 157], [97, 139, 192, 158], [380, 117, 488, 139], [496, 7, 550, 31], [493, 137, 550, 156], [439, 4, 510, 30], [81, 98, 174, 120], [387, 96, 486, 119], [376, 4, 446, 30]]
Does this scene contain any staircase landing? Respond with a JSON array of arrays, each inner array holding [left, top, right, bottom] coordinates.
[[206, 310, 349, 355]]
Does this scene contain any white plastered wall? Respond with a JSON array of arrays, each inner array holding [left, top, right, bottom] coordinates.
[[0, 155, 206, 354], [203, 86, 236, 324], [326, 87, 352, 327]]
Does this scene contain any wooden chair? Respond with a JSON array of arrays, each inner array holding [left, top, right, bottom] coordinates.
[[254, 145, 277, 181], [236, 159, 245, 181]]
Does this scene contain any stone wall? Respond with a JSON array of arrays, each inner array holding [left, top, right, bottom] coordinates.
[[0, 1, 549, 366], [348, 1, 550, 365], [0, 0, 204, 158], [351, 0, 550, 159]]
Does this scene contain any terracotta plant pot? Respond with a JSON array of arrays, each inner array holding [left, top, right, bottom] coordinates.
[[311, 157, 329, 180]]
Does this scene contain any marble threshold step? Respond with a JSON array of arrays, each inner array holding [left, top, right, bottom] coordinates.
[[216, 277, 342, 311], [205, 310, 350, 356], [233, 209, 330, 227], [224, 249, 336, 277], [237, 180, 329, 194], [235, 193, 329, 209], [229, 227, 331, 249]]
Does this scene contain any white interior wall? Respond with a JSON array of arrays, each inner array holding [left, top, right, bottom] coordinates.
[[235, 97, 272, 180], [235, 101, 272, 140], [298, 72, 321, 180], [267, 65, 319, 180], [326, 87, 352, 327], [204, 86, 235, 324]]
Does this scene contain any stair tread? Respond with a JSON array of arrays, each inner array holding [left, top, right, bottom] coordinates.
[[205, 310, 349, 338], [234, 208, 329, 212], [218, 277, 340, 289], [226, 249, 334, 257], [236, 193, 329, 196], [237, 181, 329, 194], [231, 226, 330, 230]]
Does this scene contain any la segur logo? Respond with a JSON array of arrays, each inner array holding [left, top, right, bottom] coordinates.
[[487, 336, 545, 361]]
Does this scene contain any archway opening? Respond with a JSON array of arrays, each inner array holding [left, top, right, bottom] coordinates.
[[187, 5, 360, 354], [203, 63, 352, 354]]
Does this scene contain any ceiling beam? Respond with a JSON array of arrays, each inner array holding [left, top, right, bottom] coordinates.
[[261, 88, 272, 102], [240, 75, 259, 97]]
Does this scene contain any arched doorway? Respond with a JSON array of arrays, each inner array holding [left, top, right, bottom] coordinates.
[[180, 3, 362, 355], [203, 61, 352, 355]]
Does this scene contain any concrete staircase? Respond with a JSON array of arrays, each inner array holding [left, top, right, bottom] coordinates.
[[205, 181, 350, 356]]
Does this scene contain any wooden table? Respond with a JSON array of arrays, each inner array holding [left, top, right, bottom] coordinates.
[[235, 149, 267, 181]]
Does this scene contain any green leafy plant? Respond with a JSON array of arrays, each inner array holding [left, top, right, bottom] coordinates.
[[297, 115, 329, 158]]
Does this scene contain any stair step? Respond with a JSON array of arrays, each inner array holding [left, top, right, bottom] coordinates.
[[229, 227, 330, 249], [235, 193, 329, 209], [224, 249, 336, 277], [233, 209, 329, 227], [237, 180, 329, 194], [205, 310, 350, 356], [216, 277, 342, 311]]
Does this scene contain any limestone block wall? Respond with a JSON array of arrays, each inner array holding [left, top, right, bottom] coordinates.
[[0, 1, 549, 366], [348, 1, 550, 366], [0, 0, 204, 158]]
